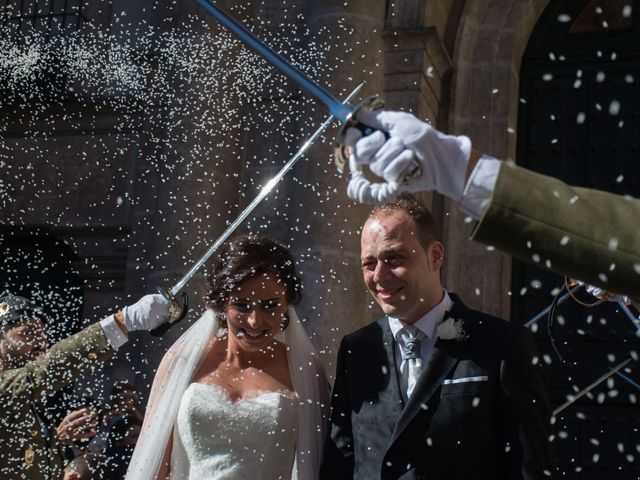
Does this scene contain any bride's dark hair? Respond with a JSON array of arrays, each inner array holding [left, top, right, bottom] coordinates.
[[206, 235, 302, 321]]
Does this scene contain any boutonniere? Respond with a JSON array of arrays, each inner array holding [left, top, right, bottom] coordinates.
[[435, 317, 468, 341], [0, 302, 9, 318]]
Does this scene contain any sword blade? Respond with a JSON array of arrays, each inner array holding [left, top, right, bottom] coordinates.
[[195, 0, 353, 123], [552, 358, 632, 416], [614, 369, 640, 391], [524, 285, 581, 329], [618, 301, 640, 333], [169, 83, 365, 296]]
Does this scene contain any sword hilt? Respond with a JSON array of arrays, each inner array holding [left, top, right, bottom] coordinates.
[[334, 96, 422, 185], [150, 287, 189, 337]]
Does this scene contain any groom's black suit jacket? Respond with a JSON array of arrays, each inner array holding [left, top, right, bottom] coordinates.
[[320, 294, 554, 480]]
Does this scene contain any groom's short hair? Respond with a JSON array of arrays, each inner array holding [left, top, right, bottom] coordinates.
[[366, 193, 440, 249]]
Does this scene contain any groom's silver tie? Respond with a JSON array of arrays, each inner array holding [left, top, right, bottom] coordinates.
[[399, 327, 425, 399]]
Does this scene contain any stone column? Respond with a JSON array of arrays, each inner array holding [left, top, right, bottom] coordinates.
[[445, 0, 549, 317], [379, 0, 460, 296]]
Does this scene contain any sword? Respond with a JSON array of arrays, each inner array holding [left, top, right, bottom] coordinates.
[[552, 358, 632, 416], [614, 369, 640, 391], [194, 0, 422, 181], [152, 83, 364, 335], [524, 285, 582, 328], [618, 301, 640, 333]]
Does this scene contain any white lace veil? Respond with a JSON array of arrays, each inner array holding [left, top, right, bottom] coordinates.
[[126, 306, 328, 480], [280, 307, 329, 479]]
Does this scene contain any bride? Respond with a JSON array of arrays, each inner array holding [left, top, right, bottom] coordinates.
[[126, 235, 329, 479]]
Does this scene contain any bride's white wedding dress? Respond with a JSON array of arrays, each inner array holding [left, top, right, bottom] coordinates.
[[169, 383, 298, 480], [126, 309, 326, 480]]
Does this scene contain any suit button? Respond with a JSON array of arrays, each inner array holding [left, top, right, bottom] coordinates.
[[31, 430, 38, 437]]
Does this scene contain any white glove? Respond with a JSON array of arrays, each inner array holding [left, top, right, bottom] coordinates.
[[122, 294, 171, 331], [582, 283, 630, 306], [346, 155, 402, 204], [345, 109, 471, 204]]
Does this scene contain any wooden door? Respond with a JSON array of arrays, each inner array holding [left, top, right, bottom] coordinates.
[[516, 0, 640, 477]]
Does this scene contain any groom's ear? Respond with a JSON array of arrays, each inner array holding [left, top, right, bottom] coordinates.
[[427, 241, 445, 271]]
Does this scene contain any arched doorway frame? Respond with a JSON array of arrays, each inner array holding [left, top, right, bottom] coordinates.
[[443, 0, 551, 318], [447, 1, 640, 476]]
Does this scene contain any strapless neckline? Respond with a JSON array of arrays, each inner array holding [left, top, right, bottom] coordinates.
[[191, 382, 297, 405], [170, 380, 298, 479]]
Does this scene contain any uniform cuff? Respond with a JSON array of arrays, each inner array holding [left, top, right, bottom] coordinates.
[[100, 315, 128, 349], [459, 155, 501, 220]]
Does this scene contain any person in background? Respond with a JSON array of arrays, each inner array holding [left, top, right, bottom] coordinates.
[[62, 452, 107, 480], [0, 292, 170, 480], [58, 402, 101, 461], [88, 382, 143, 479]]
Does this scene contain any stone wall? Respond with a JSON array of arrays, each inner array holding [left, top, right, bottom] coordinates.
[[1, 0, 555, 396]]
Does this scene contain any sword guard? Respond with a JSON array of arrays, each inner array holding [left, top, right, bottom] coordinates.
[[334, 96, 384, 175], [150, 287, 189, 337], [334, 96, 422, 186]]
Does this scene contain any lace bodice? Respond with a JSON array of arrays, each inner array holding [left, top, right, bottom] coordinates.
[[169, 383, 298, 480]]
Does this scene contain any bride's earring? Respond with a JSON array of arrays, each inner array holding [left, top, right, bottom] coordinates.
[[280, 312, 290, 331], [218, 311, 229, 332]]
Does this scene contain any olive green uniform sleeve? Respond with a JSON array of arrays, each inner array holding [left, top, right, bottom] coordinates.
[[471, 162, 640, 299], [0, 323, 117, 480]]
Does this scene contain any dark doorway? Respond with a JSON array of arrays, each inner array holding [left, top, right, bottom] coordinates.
[[516, 0, 640, 477], [0, 228, 85, 427], [0, 228, 84, 342]]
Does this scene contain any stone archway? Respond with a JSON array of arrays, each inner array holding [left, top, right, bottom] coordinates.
[[443, 0, 551, 317]]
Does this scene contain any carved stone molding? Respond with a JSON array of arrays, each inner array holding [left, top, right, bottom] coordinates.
[[382, 27, 452, 125]]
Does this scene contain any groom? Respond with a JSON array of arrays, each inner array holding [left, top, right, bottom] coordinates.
[[320, 194, 554, 479]]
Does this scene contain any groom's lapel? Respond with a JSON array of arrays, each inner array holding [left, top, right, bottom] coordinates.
[[379, 319, 405, 418], [388, 340, 460, 445], [388, 297, 475, 446]]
